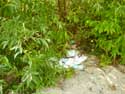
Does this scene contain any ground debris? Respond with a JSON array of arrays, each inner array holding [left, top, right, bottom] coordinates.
[[41, 56, 125, 94]]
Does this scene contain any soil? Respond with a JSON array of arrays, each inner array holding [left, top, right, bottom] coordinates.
[[40, 56, 125, 94]]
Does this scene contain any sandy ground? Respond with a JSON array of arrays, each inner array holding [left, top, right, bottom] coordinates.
[[40, 56, 125, 94]]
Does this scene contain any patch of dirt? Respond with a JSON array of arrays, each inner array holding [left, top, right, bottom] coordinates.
[[40, 56, 125, 94]]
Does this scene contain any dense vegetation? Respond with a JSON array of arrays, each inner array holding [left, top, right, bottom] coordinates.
[[0, 0, 125, 94]]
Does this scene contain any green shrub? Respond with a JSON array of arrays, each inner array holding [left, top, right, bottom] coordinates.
[[1, 0, 125, 93], [0, 0, 70, 93], [66, 0, 125, 66]]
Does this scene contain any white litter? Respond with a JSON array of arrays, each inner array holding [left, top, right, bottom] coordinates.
[[59, 50, 87, 70], [67, 50, 79, 57]]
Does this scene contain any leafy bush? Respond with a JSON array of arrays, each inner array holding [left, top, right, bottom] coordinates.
[[0, 0, 70, 93], [0, 0, 125, 93], [66, 0, 125, 66]]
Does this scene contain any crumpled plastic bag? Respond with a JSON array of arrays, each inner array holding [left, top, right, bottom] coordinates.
[[59, 50, 87, 70]]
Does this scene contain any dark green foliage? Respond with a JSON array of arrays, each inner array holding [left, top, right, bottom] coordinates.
[[0, 0, 125, 93], [0, 0, 70, 93], [66, 0, 125, 66]]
